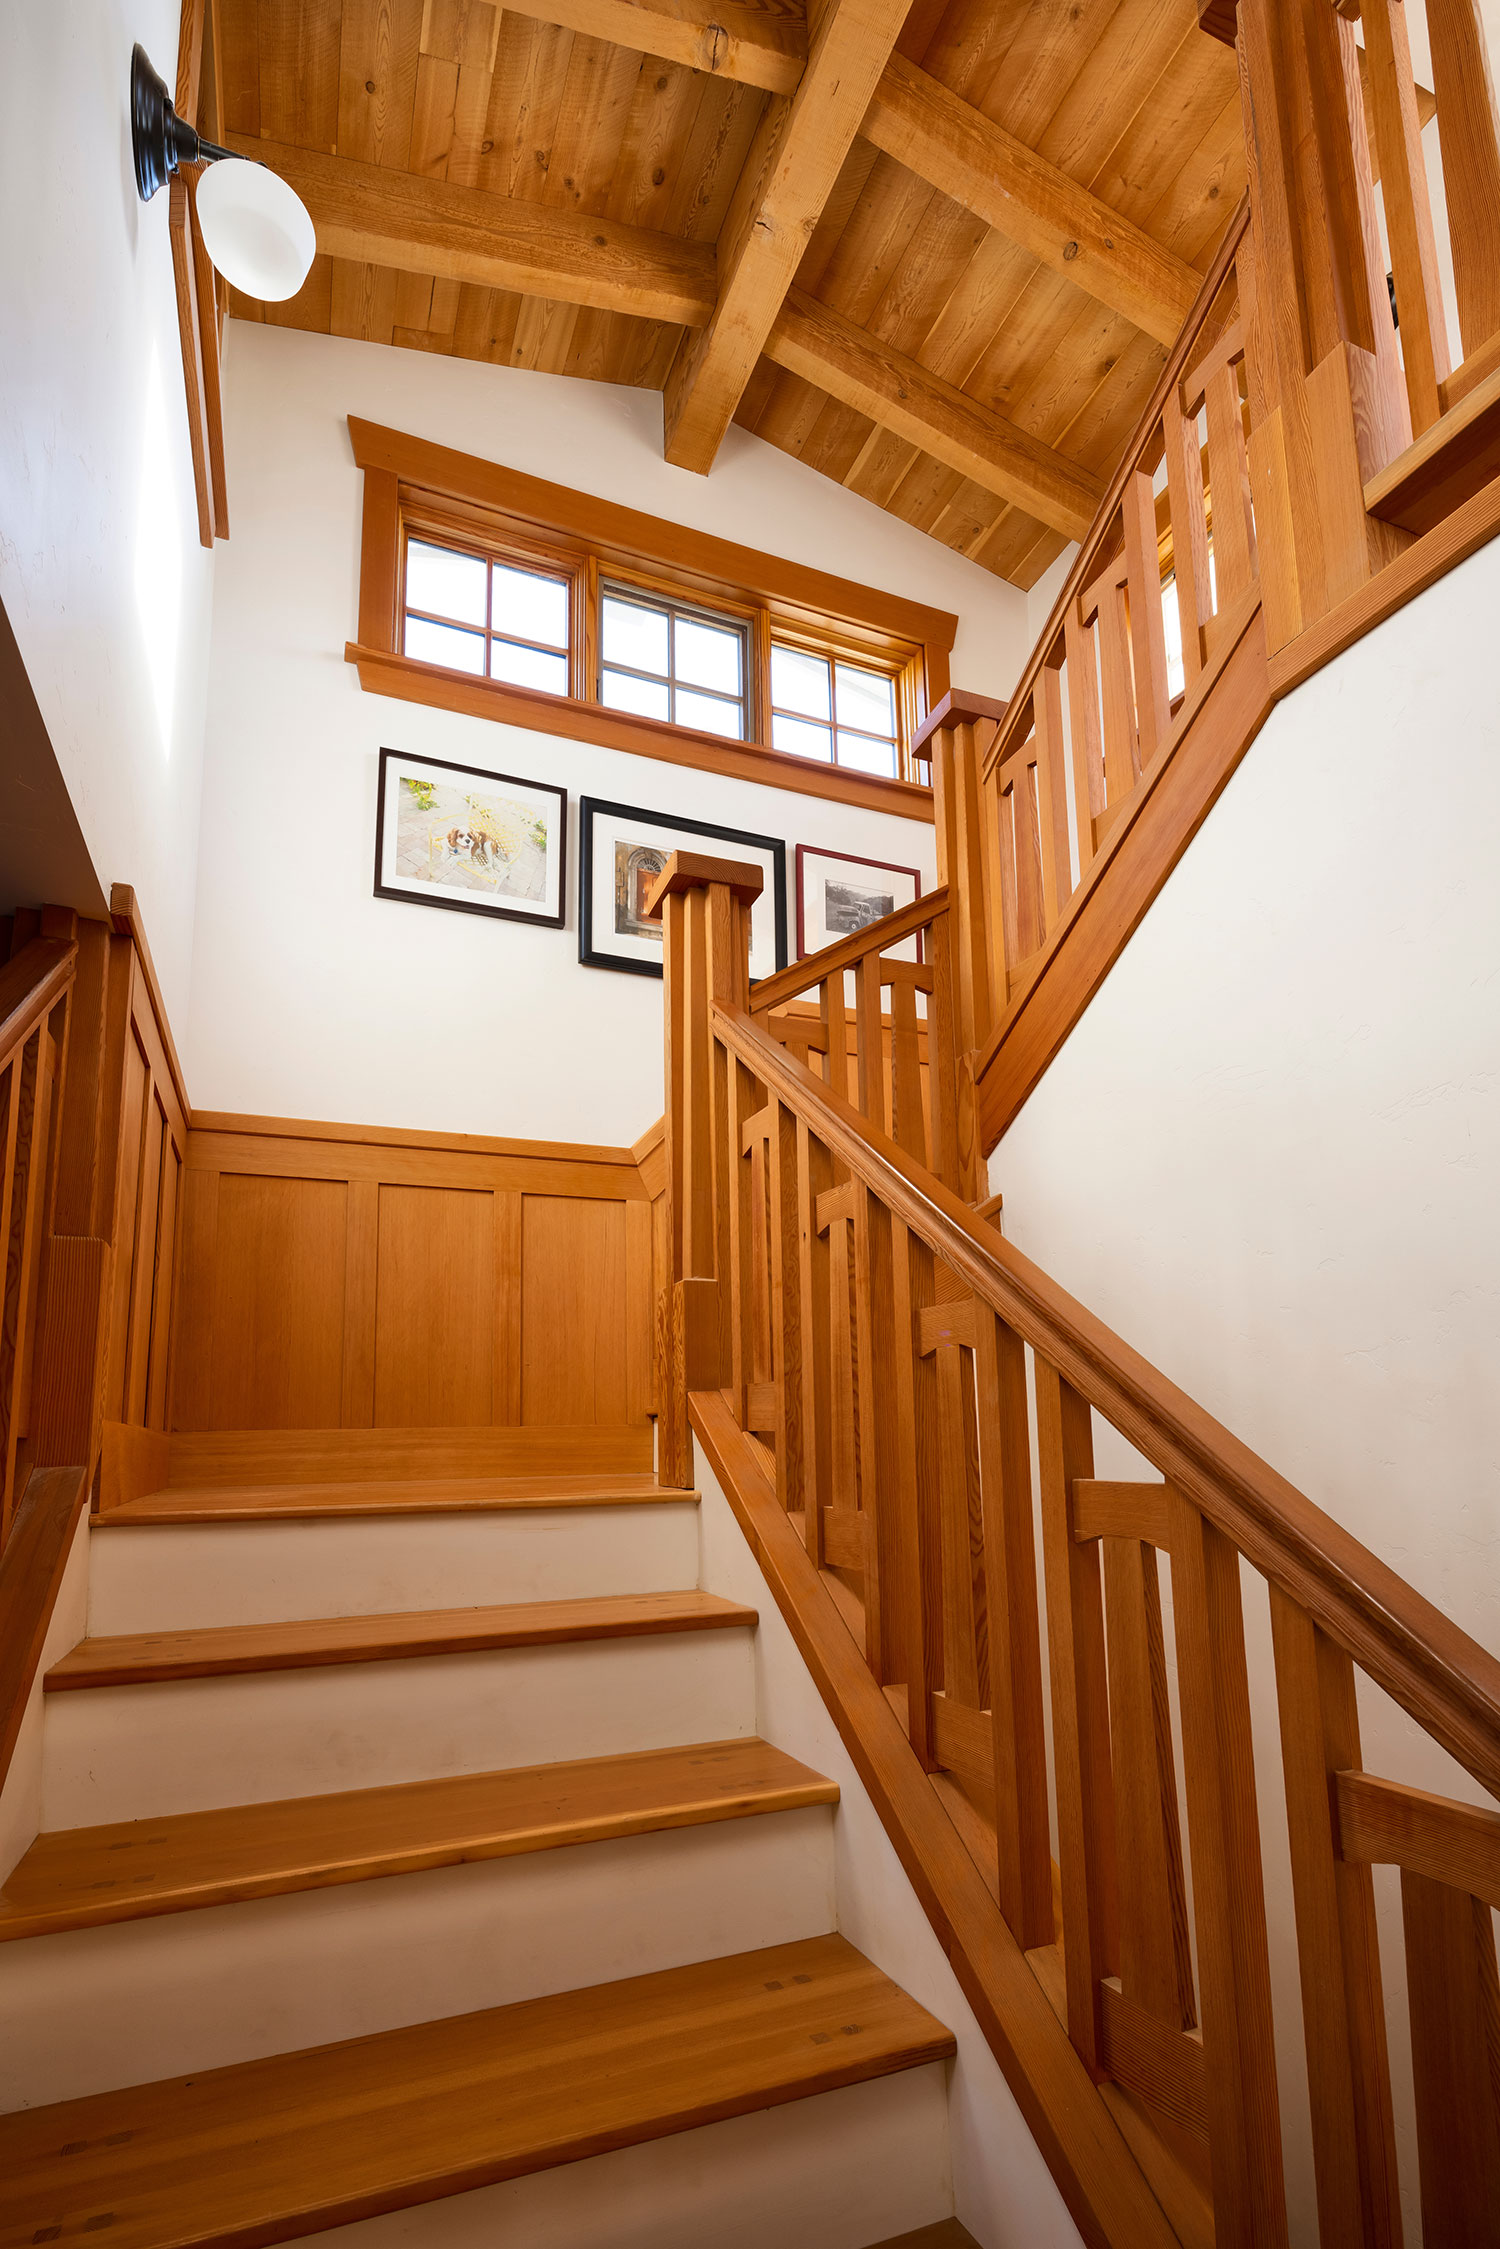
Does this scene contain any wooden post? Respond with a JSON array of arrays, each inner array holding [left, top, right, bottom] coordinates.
[[913, 689, 1007, 1203], [645, 851, 763, 1489]]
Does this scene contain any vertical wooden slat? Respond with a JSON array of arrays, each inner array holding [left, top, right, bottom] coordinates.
[[972, 1306, 1052, 1948], [819, 972, 850, 1102], [851, 954, 885, 1136], [1093, 567, 1140, 803], [1102, 1536, 1196, 2028], [1169, 1486, 1288, 2246], [798, 1122, 834, 1566], [1064, 605, 1107, 871], [850, 1180, 884, 1664], [932, 1314, 985, 1713], [0, 1033, 42, 1534], [1401, 1868, 1500, 2242], [886, 965, 926, 1162], [1164, 390, 1214, 687], [924, 912, 962, 1194], [767, 1097, 805, 1513], [342, 1176, 379, 1427], [1268, 1588, 1403, 2249], [1361, 0, 1450, 435], [1035, 1355, 1117, 2069], [881, 1212, 936, 1766], [820, 1188, 856, 1548], [726, 1059, 758, 1424], [1204, 358, 1257, 606], [1123, 470, 1172, 764], [1427, 0, 1500, 357], [1033, 663, 1073, 932]]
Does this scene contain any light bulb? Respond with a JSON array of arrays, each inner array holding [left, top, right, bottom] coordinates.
[[194, 158, 315, 302]]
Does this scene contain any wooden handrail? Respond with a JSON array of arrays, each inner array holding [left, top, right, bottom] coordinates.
[[748, 887, 948, 1015], [0, 938, 76, 1066], [713, 993, 1500, 1804]]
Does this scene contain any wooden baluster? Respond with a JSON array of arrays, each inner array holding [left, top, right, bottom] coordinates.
[[819, 970, 850, 1102], [725, 1056, 759, 1430], [924, 912, 962, 1195], [919, 1297, 988, 1727], [816, 1182, 857, 1559], [994, 757, 1022, 993], [1164, 378, 1214, 688], [1102, 1532, 1196, 2029], [1168, 1485, 1288, 2247], [852, 952, 885, 1137], [1064, 606, 1107, 873], [1122, 468, 1173, 766], [885, 962, 927, 1163], [1088, 551, 1141, 805], [1401, 1867, 1500, 2241], [1035, 1355, 1118, 2070], [743, 1103, 774, 1436], [1202, 340, 1257, 610], [849, 1179, 883, 1664], [972, 1305, 1052, 1948], [1000, 751, 1045, 962], [1033, 659, 1072, 933], [1361, 0, 1450, 436], [0, 1028, 46, 1536], [1427, 0, 1500, 360], [881, 1212, 938, 1767], [797, 1120, 834, 1568], [767, 1096, 806, 1515], [1268, 1588, 1403, 2249]]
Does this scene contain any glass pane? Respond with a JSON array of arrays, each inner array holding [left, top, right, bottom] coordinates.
[[493, 562, 569, 651], [676, 685, 744, 739], [602, 667, 671, 720], [676, 615, 743, 694], [835, 661, 896, 739], [772, 712, 833, 761], [836, 730, 898, 778], [405, 614, 486, 673], [602, 594, 669, 677], [490, 639, 569, 694], [771, 643, 831, 719], [406, 540, 486, 627]]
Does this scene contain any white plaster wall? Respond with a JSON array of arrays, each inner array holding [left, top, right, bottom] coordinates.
[[695, 1453, 1085, 2249], [186, 323, 1026, 1139], [993, 537, 1500, 1656], [0, 0, 215, 1016]]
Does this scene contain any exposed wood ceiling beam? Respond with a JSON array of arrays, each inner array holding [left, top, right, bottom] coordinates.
[[508, 0, 807, 93], [861, 56, 1201, 349], [766, 289, 1105, 539], [661, 0, 913, 475], [224, 135, 717, 326]]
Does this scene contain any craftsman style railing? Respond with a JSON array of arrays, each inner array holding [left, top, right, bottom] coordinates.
[[653, 850, 1500, 2246]]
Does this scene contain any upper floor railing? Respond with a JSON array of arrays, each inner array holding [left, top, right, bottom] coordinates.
[[651, 848, 1500, 2247]]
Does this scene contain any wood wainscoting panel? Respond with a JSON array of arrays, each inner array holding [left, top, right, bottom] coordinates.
[[374, 1185, 496, 1427], [521, 1197, 629, 1427], [210, 1176, 349, 1430]]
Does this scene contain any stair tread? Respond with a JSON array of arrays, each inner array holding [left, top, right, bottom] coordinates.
[[0, 1737, 836, 1942], [98, 1474, 691, 1523], [0, 1933, 954, 2249], [45, 1590, 756, 1691]]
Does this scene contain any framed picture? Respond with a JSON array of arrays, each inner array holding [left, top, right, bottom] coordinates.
[[796, 844, 922, 960], [579, 797, 788, 981], [374, 748, 567, 927]]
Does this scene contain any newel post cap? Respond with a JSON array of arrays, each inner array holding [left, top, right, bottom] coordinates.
[[911, 687, 1010, 758], [641, 850, 765, 921]]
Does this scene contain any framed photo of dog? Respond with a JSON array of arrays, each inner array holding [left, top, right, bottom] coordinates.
[[578, 797, 788, 980], [374, 748, 567, 927]]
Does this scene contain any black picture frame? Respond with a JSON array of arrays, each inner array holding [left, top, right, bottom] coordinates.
[[373, 746, 568, 928], [578, 796, 788, 981]]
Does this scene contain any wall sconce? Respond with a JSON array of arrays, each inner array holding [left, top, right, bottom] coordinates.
[[131, 44, 314, 301]]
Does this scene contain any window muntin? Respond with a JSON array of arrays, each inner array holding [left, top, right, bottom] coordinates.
[[403, 538, 571, 696], [769, 644, 900, 777], [599, 586, 749, 740]]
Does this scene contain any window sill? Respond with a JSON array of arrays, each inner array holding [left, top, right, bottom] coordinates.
[[345, 643, 936, 822]]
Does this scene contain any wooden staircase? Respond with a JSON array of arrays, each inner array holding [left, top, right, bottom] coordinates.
[[0, 1436, 962, 2247]]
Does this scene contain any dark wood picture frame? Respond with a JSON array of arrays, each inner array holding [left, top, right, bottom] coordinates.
[[373, 746, 568, 928], [795, 843, 923, 959], [579, 796, 788, 981]]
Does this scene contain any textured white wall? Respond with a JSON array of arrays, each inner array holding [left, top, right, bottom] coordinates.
[[0, 0, 216, 1014], [186, 322, 1025, 1139]]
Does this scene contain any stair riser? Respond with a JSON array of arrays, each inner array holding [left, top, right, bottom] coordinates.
[[87, 1506, 700, 1635], [271, 2063, 952, 2249], [0, 1808, 835, 2110], [43, 1633, 756, 1824]]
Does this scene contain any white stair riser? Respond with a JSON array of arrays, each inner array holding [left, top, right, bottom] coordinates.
[[287, 2064, 952, 2249], [0, 1808, 835, 2110], [87, 1506, 700, 1635], [43, 1633, 756, 1825]]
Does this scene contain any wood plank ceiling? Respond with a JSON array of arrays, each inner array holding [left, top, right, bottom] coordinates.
[[223, 0, 1245, 587]]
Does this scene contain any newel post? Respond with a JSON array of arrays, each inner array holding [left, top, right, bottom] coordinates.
[[644, 850, 763, 1489], [914, 689, 1007, 1203]]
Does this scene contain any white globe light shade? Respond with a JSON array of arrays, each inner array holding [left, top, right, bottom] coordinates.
[[194, 158, 315, 302]]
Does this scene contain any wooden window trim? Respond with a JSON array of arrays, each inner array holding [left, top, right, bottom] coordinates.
[[346, 417, 947, 822]]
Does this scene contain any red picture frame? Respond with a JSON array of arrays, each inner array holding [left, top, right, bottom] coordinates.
[[794, 843, 923, 960]]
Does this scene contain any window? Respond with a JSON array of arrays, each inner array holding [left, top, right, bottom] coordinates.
[[770, 645, 901, 778], [600, 586, 749, 740], [403, 538, 570, 694], [353, 420, 956, 813]]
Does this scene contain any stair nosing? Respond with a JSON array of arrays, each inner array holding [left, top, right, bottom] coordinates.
[[95, 1478, 699, 1526], [0, 1738, 838, 1943], [45, 1589, 757, 1691]]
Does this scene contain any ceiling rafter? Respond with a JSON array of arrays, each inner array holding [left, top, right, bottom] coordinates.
[[501, 0, 808, 93], [767, 290, 1105, 539], [660, 0, 914, 474]]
